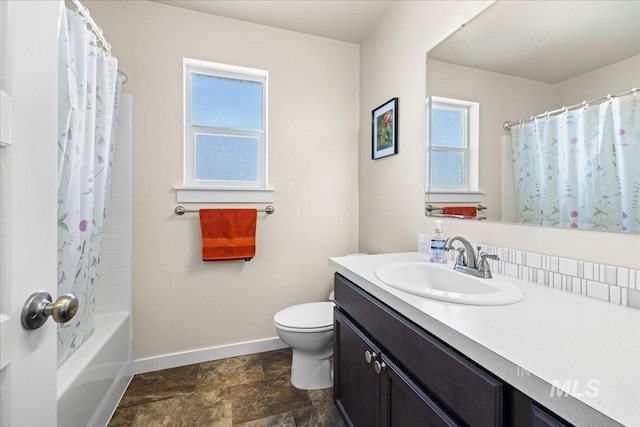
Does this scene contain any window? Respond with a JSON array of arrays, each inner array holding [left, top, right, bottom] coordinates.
[[426, 96, 481, 203], [178, 59, 272, 203]]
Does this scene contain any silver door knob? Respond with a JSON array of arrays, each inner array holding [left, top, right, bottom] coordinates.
[[21, 291, 79, 330], [374, 360, 387, 374], [365, 350, 377, 364]]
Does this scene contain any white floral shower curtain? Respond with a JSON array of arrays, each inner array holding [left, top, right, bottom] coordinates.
[[57, 7, 122, 366], [511, 93, 640, 233]]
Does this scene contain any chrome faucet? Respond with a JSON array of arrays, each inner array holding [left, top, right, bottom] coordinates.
[[444, 236, 500, 279]]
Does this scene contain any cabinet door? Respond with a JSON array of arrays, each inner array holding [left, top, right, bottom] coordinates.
[[334, 309, 381, 427], [380, 355, 460, 427], [531, 404, 573, 427]]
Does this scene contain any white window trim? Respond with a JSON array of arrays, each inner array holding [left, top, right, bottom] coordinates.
[[177, 58, 273, 203], [425, 96, 482, 203]]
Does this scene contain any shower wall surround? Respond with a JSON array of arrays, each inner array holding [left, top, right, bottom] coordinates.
[[418, 234, 640, 310], [96, 95, 132, 315]]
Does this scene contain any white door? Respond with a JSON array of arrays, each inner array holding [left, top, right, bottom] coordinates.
[[1, 1, 63, 426]]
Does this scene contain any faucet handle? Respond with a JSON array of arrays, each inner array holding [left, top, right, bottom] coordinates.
[[452, 247, 466, 267], [479, 252, 500, 261]]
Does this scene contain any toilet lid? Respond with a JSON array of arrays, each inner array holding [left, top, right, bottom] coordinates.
[[274, 302, 334, 330]]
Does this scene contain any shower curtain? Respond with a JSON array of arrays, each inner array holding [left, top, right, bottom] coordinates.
[[57, 7, 123, 366], [511, 93, 640, 233]]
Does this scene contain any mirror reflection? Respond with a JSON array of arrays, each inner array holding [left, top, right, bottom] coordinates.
[[425, 0, 640, 233]]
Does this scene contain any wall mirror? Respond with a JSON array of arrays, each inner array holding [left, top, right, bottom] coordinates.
[[425, 0, 640, 234]]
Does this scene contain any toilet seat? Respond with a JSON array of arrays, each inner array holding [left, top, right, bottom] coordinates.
[[274, 302, 334, 333]]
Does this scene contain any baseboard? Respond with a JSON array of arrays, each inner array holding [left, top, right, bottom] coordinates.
[[133, 337, 288, 374]]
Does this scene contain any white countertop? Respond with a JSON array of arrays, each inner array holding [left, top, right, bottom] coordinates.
[[329, 252, 640, 427]]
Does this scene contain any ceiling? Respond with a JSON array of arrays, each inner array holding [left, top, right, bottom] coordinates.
[[151, 0, 395, 44], [428, 0, 640, 84]]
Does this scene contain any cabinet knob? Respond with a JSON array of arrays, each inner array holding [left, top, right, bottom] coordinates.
[[374, 360, 387, 374], [364, 350, 377, 364]]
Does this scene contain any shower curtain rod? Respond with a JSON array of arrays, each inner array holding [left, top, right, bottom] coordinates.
[[503, 87, 638, 130], [69, 0, 128, 85]]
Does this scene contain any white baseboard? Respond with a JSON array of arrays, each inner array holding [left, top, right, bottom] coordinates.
[[133, 337, 288, 375]]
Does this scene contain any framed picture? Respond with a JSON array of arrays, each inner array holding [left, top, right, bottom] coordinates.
[[372, 97, 398, 160]]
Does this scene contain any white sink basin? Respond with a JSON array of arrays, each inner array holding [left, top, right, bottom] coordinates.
[[374, 261, 524, 306]]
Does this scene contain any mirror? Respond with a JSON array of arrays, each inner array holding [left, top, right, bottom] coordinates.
[[425, 0, 640, 233]]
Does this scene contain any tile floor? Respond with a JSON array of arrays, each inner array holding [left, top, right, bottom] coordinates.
[[108, 349, 345, 426]]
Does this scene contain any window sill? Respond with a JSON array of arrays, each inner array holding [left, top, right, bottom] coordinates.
[[175, 187, 275, 204], [425, 191, 484, 203]]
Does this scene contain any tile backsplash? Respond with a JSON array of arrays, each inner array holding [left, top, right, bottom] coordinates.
[[418, 234, 640, 310]]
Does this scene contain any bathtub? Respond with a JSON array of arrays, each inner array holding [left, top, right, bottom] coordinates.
[[57, 313, 132, 427]]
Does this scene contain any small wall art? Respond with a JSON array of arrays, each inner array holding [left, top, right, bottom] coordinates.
[[372, 97, 398, 160]]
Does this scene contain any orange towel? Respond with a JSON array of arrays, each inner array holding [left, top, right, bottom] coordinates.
[[199, 209, 257, 261], [443, 206, 477, 217]]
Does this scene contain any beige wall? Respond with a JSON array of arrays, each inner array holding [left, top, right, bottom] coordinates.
[[90, 1, 360, 360], [359, 1, 640, 268], [554, 54, 640, 108]]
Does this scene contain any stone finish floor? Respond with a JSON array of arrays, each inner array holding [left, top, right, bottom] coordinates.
[[108, 349, 346, 426]]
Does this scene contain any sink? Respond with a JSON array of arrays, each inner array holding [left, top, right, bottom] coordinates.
[[374, 261, 523, 306]]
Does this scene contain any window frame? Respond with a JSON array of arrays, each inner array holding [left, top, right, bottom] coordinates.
[[425, 96, 482, 203], [183, 58, 268, 191]]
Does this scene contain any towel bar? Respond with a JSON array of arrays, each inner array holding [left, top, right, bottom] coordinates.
[[174, 205, 275, 216]]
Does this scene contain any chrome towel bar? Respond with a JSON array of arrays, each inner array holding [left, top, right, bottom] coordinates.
[[174, 205, 275, 216]]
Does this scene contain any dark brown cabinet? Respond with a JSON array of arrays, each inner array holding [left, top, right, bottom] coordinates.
[[335, 309, 459, 427], [334, 273, 576, 427]]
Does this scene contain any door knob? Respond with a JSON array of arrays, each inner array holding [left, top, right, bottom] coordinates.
[[21, 291, 79, 330], [374, 360, 387, 374], [365, 350, 377, 364]]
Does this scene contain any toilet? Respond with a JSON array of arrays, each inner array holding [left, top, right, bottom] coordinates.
[[273, 253, 367, 390], [274, 301, 335, 390]]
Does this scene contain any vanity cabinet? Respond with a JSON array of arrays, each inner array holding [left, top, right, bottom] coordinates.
[[334, 273, 575, 427], [335, 309, 459, 426]]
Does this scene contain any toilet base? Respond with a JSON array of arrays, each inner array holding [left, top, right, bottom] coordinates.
[[290, 350, 333, 390]]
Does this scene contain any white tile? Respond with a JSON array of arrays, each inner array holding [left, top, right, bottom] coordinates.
[[600, 265, 607, 281], [604, 265, 617, 285], [586, 280, 609, 302], [95, 269, 111, 286], [627, 289, 640, 309], [549, 257, 559, 273], [537, 269, 545, 285], [110, 197, 131, 216], [609, 286, 621, 305], [543, 271, 550, 286], [94, 304, 110, 316], [526, 253, 542, 269], [111, 285, 131, 305], [111, 250, 131, 268], [112, 268, 131, 286], [515, 251, 523, 265], [583, 262, 594, 280], [110, 180, 130, 198], [114, 143, 130, 164], [622, 288, 628, 306], [553, 273, 562, 289], [580, 279, 587, 295], [111, 215, 131, 233], [559, 258, 578, 276], [572, 277, 581, 294], [617, 268, 629, 288], [111, 233, 131, 251], [630, 270, 637, 290], [95, 287, 111, 306], [111, 163, 131, 181], [593, 264, 600, 281], [110, 303, 131, 313], [577, 261, 584, 278], [101, 233, 111, 251], [504, 263, 519, 278], [100, 252, 112, 269]]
